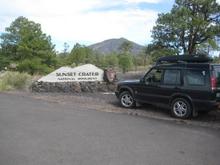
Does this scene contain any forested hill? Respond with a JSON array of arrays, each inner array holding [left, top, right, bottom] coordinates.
[[89, 38, 144, 55]]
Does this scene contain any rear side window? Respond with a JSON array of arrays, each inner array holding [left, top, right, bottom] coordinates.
[[213, 66, 220, 87], [185, 70, 206, 86], [163, 69, 181, 85]]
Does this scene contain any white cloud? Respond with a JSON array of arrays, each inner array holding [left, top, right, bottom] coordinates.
[[32, 9, 157, 45], [125, 0, 162, 3], [0, 0, 160, 51]]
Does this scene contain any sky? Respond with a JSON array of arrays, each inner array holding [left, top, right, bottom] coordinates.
[[0, 0, 202, 52]]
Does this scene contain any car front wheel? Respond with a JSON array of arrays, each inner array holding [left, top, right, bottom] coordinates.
[[119, 91, 135, 108], [171, 98, 192, 119]]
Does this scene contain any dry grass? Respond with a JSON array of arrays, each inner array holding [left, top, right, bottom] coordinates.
[[0, 71, 32, 91]]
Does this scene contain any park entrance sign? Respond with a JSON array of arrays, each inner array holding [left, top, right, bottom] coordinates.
[[38, 64, 104, 82], [33, 64, 116, 93]]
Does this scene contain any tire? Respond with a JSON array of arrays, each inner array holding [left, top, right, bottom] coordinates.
[[119, 91, 135, 108], [171, 98, 192, 119]]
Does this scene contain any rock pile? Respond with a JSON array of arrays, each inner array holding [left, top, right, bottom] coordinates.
[[31, 81, 116, 93]]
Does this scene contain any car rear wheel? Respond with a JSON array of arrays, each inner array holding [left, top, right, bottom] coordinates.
[[119, 91, 135, 108], [171, 98, 192, 119]]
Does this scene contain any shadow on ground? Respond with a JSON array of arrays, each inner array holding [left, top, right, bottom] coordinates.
[[109, 97, 220, 124]]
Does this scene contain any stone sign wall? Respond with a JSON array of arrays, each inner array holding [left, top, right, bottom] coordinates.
[[38, 64, 104, 82], [31, 82, 116, 93], [33, 64, 116, 93]]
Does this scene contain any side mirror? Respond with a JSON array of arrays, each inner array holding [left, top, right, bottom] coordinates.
[[145, 75, 154, 85], [140, 77, 144, 83]]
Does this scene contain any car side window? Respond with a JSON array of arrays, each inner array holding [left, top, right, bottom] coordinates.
[[163, 69, 181, 85], [185, 70, 206, 86], [145, 68, 163, 85]]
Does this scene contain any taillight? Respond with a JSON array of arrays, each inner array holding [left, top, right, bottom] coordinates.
[[211, 76, 217, 90]]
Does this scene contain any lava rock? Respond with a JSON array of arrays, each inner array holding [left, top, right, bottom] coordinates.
[[31, 81, 116, 93]]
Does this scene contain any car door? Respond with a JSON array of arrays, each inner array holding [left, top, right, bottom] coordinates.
[[159, 69, 183, 105], [182, 69, 210, 105], [134, 67, 164, 105]]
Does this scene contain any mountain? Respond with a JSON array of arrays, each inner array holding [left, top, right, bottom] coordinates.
[[89, 38, 144, 55]]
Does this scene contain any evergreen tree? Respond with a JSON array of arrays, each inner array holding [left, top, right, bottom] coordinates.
[[152, 0, 220, 55], [0, 16, 57, 74]]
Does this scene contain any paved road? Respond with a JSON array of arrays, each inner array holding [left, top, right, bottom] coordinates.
[[0, 93, 219, 165]]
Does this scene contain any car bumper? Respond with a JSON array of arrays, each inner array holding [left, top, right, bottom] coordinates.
[[193, 100, 220, 111]]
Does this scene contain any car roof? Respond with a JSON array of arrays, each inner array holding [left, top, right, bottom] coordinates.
[[155, 63, 211, 70], [156, 55, 212, 65]]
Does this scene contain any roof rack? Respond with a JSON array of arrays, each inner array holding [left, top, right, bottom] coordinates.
[[156, 55, 212, 65]]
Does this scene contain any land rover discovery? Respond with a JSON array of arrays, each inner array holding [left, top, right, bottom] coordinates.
[[115, 55, 220, 119]]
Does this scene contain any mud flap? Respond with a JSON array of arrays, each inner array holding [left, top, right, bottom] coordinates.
[[135, 102, 142, 107], [192, 109, 198, 117]]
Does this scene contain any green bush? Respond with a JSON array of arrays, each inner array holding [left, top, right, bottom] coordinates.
[[0, 71, 32, 91], [17, 58, 53, 75]]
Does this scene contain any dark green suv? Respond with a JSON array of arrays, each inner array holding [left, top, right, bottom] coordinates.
[[115, 55, 220, 119]]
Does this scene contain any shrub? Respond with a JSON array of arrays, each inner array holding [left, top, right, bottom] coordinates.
[[0, 71, 32, 91], [17, 58, 53, 75]]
